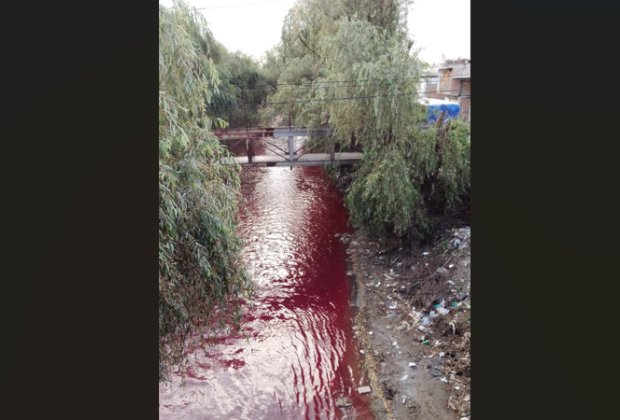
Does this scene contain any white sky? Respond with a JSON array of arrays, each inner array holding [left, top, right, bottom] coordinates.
[[160, 0, 470, 65]]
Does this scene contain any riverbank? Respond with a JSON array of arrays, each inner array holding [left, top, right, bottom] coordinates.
[[339, 227, 471, 420]]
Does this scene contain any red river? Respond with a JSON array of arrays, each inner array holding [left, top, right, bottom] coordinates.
[[160, 139, 373, 419]]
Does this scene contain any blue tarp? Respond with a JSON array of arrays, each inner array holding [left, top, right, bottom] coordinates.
[[421, 98, 460, 122], [427, 103, 460, 122]]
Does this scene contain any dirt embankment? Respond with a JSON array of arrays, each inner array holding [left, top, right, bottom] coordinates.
[[339, 227, 471, 420]]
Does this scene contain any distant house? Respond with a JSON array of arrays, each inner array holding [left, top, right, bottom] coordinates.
[[423, 57, 471, 121], [421, 71, 440, 97]]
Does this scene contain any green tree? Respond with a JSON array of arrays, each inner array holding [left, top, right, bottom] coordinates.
[[265, 0, 470, 240], [159, 0, 253, 382], [207, 50, 274, 128]]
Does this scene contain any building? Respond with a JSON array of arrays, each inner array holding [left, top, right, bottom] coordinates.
[[423, 56, 471, 121]]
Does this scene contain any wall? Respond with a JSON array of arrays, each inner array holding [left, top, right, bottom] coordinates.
[[457, 79, 471, 96], [439, 69, 453, 93], [459, 96, 471, 121]]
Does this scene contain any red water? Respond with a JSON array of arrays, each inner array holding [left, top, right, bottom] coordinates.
[[159, 138, 372, 419]]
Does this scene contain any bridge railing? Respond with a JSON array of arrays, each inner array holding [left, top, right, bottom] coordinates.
[[212, 126, 335, 164]]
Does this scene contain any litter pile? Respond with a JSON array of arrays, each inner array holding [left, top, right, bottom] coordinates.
[[342, 226, 471, 419]]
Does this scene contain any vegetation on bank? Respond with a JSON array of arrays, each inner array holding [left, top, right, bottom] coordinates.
[[159, 1, 255, 382], [262, 0, 470, 242]]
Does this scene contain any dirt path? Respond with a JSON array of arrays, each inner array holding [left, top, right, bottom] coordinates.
[[340, 227, 471, 420]]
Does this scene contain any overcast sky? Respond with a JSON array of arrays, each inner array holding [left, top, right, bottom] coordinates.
[[160, 0, 470, 65]]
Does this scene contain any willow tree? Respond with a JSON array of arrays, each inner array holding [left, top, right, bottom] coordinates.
[[159, 0, 252, 382], [206, 50, 275, 129], [266, 0, 470, 240]]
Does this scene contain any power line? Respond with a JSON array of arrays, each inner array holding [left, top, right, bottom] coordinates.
[[226, 77, 468, 91], [227, 81, 463, 93], [197, 0, 295, 10], [265, 90, 469, 105], [208, 81, 462, 94], [234, 82, 427, 91], [230, 82, 420, 92], [228, 77, 430, 88]]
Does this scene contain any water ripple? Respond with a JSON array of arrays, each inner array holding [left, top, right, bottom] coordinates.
[[160, 166, 372, 420]]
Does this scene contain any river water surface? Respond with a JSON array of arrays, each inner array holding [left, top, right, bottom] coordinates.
[[159, 139, 372, 419]]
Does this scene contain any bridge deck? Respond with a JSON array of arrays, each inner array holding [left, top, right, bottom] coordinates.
[[213, 126, 361, 167], [220, 152, 362, 167]]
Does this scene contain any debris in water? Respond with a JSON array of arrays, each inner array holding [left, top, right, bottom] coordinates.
[[358, 386, 371, 394]]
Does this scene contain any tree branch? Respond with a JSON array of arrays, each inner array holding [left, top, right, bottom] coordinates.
[[296, 31, 321, 59]]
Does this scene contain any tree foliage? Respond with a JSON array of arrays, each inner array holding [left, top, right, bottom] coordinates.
[[159, 0, 252, 382], [206, 49, 276, 128], [265, 0, 470, 240]]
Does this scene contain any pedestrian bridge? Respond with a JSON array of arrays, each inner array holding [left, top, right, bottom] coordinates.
[[212, 126, 362, 168]]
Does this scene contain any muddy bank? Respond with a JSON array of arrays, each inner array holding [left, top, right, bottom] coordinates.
[[339, 227, 471, 420]]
